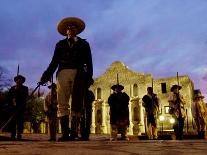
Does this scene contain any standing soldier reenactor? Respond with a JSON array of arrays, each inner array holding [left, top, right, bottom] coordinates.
[[39, 17, 93, 141], [8, 75, 28, 140], [79, 89, 95, 140], [168, 85, 186, 140], [142, 87, 160, 140], [44, 83, 58, 141], [108, 83, 130, 141], [192, 89, 207, 139]]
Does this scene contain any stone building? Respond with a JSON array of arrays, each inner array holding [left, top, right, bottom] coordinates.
[[90, 61, 195, 135]]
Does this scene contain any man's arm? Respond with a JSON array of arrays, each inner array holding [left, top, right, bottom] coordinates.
[[40, 43, 60, 84]]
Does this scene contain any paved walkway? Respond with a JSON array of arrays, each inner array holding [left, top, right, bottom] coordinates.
[[0, 134, 207, 155]]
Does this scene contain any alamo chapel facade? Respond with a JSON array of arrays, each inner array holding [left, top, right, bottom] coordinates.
[[89, 61, 195, 135]]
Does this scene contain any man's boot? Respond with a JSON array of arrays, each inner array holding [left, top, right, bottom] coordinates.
[[198, 131, 202, 139], [201, 131, 205, 139], [58, 115, 71, 141]]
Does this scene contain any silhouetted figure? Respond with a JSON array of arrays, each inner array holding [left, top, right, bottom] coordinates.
[[168, 85, 186, 140], [108, 84, 130, 141], [79, 89, 95, 140], [8, 75, 28, 140], [192, 90, 207, 139], [44, 83, 58, 141], [142, 87, 160, 140], [40, 17, 93, 141]]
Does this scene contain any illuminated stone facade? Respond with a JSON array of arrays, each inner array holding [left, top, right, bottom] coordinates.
[[90, 61, 195, 135]]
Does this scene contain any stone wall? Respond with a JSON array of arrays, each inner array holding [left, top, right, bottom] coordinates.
[[90, 61, 195, 135]]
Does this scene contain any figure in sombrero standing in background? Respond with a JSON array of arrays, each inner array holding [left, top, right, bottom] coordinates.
[[44, 83, 58, 141], [40, 17, 93, 141], [8, 75, 28, 140], [108, 75, 130, 141], [168, 84, 186, 140], [142, 87, 160, 140], [192, 89, 207, 139]]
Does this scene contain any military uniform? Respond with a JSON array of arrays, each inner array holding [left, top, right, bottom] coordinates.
[[108, 84, 130, 141], [40, 17, 93, 141], [44, 83, 58, 141], [8, 75, 28, 140], [142, 87, 160, 140], [192, 90, 207, 139], [168, 85, 186, 140]]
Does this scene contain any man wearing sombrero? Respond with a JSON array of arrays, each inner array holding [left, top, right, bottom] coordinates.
[[142, 87, 160, 140], [192, 89, 207, 139], [8, 75, 28, 140], [108, 83, 130, 141], [168, 84, 186, 140], [40, 17, 93, 141], [44, 83, 58, 141]]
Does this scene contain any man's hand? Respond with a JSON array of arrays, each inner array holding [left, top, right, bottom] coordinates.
[[12, 98, 16, 106], [39, 73, 50, 85]]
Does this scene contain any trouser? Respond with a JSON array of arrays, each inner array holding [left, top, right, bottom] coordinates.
[[111, 120, 128, 139], [147, 123, 158, 139], [80, 105, 92, 139], [194, 117, 206, 139], [10, 116, 24, 138], [56, 69, 77, 118], [173, 116, 185, 140], [147, 114, 158, 139], [59, 115, 70, 138], [70, 112, 92, 139], [48, 115, 57, 139]]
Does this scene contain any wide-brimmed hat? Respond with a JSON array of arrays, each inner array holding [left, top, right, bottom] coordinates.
[[194, 89, 204, 99], [57, 17, 85, 36], [111, 84, 124, 91], [48, 83, 56, 89], [14, 75, 26, 83], [170, 84, 182, 91]]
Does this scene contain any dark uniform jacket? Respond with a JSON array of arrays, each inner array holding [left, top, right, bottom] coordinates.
[[41, 37, 93, 81], [8, 85, 28, 130], [41, 37, 93, 113], [108, 92, 130, 125], [8, 85, 28, 109], [142, 94, 159, 115]]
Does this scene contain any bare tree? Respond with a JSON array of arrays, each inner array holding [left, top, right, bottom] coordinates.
[[0, 66, 12, 91]]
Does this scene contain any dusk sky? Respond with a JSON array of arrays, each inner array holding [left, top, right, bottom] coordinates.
[[1, 0, 207, 99]]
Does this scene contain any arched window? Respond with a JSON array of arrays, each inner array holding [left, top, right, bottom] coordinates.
[[133, 84, 138, 96], [133, 107, 139, 122], [97, 88, 102, 99]]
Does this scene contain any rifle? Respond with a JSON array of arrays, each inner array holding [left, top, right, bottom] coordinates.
[[80, 64, 89, 138], [176, 72, 182, 117]]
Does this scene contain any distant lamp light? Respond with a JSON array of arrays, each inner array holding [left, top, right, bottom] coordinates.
[[159, 115, 165, 122], [169, 118, 175, 124]]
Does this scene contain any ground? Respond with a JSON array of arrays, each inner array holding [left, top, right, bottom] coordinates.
[[0, 133, 207, 155]]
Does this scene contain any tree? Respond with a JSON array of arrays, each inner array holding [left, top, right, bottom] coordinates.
[[0, 66, 12, 91], [25, 89, 46, 133]]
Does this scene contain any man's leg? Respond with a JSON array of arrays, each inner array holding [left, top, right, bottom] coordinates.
[[152, 116, 158, 140], [48, 116, 57, 141], [56, 69, 77, 141], [16, 112, 24, 140], [110, 124, 118, 141]]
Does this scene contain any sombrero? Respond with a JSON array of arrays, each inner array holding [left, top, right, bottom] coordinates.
[[194, 89, 205, 99], [111, 84, 124, 91], [170, 85, 182, 92], [57, 17, 85, 36], [14, 75, 26, 83]]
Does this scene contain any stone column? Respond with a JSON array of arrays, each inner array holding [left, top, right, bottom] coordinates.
[[128, 101, 133, 135], [139, 101, 145, 133], [101, 101, 107, 134], [90, 102, 96, 133]]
